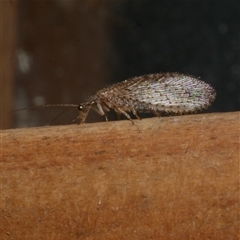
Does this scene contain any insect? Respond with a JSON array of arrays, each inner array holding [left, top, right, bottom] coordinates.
[[15, 73, 216, 124]]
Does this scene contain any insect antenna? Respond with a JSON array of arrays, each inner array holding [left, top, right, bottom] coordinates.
[[10, 104, 79, 113], [72, 115, 80, 123], [49, 108, 77, 125], [10, 104, 80, 125]]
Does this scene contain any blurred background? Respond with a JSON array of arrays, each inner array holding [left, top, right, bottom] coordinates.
[[1, 0, 239, 129]]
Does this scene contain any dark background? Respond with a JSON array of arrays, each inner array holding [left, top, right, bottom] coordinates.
[[12, 0, 239, 128]]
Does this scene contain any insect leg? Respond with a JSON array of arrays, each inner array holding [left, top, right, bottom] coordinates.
[[131, 107, 141, 120], [116, 108, 134, 124], [116, 112, 121, 120], [103, 98, 135, 123], [151, 110, 161, 117], [91, 102, 109, 121]]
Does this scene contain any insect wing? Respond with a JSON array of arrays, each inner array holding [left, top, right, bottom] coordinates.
[[120, 73, 216, 114]]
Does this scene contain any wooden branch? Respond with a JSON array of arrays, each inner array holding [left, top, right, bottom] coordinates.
[[1, 112, 239, 239]]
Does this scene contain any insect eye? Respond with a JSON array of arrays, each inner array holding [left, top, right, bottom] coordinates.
[[78, 105, 84, 111]]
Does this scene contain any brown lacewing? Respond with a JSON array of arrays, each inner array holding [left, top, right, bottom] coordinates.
[[14, 72, 216, 124]]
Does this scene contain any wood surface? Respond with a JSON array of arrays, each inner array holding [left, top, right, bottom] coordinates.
[[1, 112, 239, 240]]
